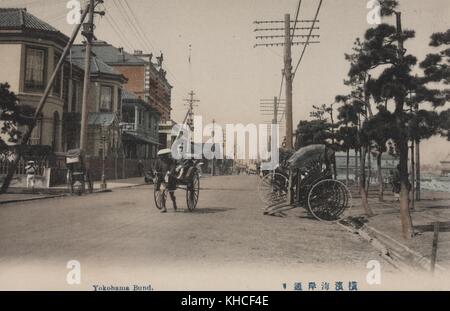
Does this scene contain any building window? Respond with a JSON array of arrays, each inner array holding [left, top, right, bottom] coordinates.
[[100, 86, 113, 111], [117, 88, 122, 112], [53, 53, 62, 96], [24, 47, 47, 92], [137, 109, 143, 125]]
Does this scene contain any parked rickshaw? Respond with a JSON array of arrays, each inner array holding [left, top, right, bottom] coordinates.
[[153, 150, 202, 212], [258, 144, 351, 221], [66, 149, 93, 195]]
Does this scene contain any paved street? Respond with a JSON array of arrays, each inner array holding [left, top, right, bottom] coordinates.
[[0, 175, 406, 290]]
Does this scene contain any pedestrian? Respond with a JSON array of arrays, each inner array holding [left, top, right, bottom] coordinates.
[[154, 149, 177, 213], [25, 160, 36, 189], [137, 160, 144, 177]]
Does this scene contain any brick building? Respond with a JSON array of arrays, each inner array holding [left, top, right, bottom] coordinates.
[[85, 41, 173, 151]]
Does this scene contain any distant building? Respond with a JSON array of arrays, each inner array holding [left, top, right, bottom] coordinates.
[[121, 90, 160, 159], [68, 45, 127, 158], [335, 150, 399, 182], [85, 41, 173, 151], [441, 154, 450, 176]]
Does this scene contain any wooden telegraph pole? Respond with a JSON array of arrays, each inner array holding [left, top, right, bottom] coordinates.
[[254, 3, 321, 150], [79, 0, 96, 151], [284, 14, 293, 149]]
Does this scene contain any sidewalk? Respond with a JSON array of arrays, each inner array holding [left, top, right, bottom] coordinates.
[[0, 176, 148, 204], [342, 189, 450, 271]]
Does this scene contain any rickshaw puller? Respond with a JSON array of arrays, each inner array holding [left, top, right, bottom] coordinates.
[[154, 149, 178, 213]]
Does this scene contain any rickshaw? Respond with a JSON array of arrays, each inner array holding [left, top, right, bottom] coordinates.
[[258, 144, 352, 221], [66, 149, 93, 195], [153, 150, 202, 212]]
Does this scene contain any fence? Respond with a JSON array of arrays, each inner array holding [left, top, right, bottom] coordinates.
[[1, 156, 157, 187], [0, 158, 47, 176]]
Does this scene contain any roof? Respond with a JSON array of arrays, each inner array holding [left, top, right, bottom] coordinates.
[[87, 41, 172, 87], [122, 132, 160, 145], [122, 90, 160, 115], [88, 112, 117, 126], [121, 90, 140, 101], [441, 154, 450, 163], [89, 41, 148, 65], [0, 8, 68, 41], [69, 45, 127, 82]]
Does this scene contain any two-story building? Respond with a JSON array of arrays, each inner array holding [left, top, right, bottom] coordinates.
[[121, 90, 160, 159], [0, 8, 69, 152], [68, 45, 127, 159], [84, 41, 173, 150]]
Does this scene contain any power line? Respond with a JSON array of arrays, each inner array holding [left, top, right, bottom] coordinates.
[[254, 41, 319, 48], [123, 0, 157, 52], [253, 19, 319, 24], [104, 1, 139, 50], [103, 13, 137, 51], [112, 0, 190, 95], [256, 34, 319, 39], [112, 0, 151, 52], [291, 0, 303, 40], [293, 0, 323, 77], [254, 26, 319, 32]]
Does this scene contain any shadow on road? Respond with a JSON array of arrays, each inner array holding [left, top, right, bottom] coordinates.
[[181, 207, 235, 214]]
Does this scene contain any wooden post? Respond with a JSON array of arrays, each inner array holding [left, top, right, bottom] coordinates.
[[430, 222, 440, 273], [284, 13, 293, 149]]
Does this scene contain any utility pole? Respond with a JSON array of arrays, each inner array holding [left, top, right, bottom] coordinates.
[[80, 0, 96, 152], [284, 14, 293, 149], [260, 97, 284, 153], [254, 11, 320, 150], [183, 90, 200, 132]]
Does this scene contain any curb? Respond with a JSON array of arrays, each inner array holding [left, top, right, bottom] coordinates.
[[338, 217, 447, 273], [0, 188, 112, 205]]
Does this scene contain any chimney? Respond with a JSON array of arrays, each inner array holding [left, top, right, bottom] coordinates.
[[118, 47, 125, 62]]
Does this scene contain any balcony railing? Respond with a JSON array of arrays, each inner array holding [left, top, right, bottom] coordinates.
[[120, 123, 158, 141]]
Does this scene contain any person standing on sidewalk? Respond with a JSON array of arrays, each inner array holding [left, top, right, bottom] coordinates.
[[137, 160, 144, 177], [25, 160, 36, 189]]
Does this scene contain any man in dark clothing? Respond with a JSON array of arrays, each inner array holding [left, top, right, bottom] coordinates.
[[137, 160, 144, 177], [154, 149, 178, 212]]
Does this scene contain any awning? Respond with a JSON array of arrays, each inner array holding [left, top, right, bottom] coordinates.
[[122, 132, 160, 145], [88, 112, 117, 126]]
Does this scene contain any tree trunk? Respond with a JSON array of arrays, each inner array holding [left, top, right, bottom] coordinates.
[[355, 149, 359, 184], [360, 146, 374, 217], [415, 139, 421, 201], [346, 149, 350, 185], [410, 140, 415, 211], [377, 152, 384, 202], [398, 139, 414, 239], [366, 150, 372, 192]]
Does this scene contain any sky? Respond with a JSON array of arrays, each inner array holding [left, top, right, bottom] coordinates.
[[1, 0, 449, 164]]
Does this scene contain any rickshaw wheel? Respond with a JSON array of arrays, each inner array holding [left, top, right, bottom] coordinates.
[[307, 179, 351, 221], [258, 172, 289, 206], [154, 183, 167, 210], [186, 172, 200, 211]]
